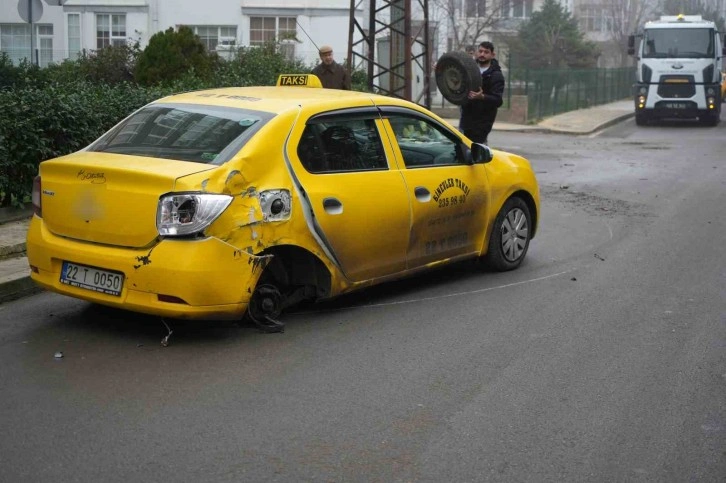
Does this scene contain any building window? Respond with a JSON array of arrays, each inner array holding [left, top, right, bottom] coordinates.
[[190, 26, 237, 52], [37, 24, 53, 67], [96, 14, 126, 48], [465, 0, 486, 17], [501, 0, 533, 19], [512, 0, 533, 18], [249, 16, 297, 60], [0, 23, 31, 64], [67, 13, 81, 59], [578, 6, 613, 33]]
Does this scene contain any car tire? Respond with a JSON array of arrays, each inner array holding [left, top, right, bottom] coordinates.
[[483, 197, 532, 271], [435, 51, 481, 106]]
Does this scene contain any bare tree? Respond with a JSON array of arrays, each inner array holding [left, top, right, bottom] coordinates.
[[656, 0, 726, 30], [430, 0, 507, 52], [604, 0, 659, 66]]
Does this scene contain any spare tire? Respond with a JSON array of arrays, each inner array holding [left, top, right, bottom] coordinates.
[[435, 51, 481, 105]]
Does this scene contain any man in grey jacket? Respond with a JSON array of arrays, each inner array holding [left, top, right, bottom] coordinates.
[[312, 45, 351, 90]]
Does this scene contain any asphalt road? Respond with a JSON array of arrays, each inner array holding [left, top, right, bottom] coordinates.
[[1, 115, 724, 482]]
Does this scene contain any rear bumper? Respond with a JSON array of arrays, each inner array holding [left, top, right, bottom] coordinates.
[[26, 216, 260, 319]]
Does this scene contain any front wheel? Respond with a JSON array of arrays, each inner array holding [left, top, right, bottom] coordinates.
[[699, 111, 720, 127], [635, 112, 649, 126], [483, 197, 532, 271]]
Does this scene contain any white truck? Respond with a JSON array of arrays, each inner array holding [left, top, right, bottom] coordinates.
[[628, 14, 724, 126]]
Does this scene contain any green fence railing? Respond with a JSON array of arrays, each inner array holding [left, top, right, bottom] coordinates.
[[505, 66, 634, 121]]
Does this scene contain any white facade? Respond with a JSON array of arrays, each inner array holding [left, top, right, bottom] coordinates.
[[0, 0, 358, 67]]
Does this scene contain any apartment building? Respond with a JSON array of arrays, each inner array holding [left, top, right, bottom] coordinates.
[[0, 0, 357, 68], [3, 0, 723, 71]]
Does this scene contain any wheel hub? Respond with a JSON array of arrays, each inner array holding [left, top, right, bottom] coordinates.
[[248, 284, 284, 329], [501, 208, 528, 262]]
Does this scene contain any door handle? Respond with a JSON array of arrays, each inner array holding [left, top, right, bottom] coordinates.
[[414, 187, 431, 202], [322, 197, 343, 215]]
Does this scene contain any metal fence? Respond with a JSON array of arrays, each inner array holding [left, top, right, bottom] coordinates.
[[435, 65, 634, 121], [504, 66, 634, 120]]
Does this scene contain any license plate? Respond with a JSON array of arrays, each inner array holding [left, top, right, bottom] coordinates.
[[60, 261, 124, 296], [664, 102, 687, 109]]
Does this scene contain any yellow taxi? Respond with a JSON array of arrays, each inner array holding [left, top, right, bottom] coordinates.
[[27, 74, 539, 332]]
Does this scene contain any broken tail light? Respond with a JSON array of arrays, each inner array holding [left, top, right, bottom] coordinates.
[[156, 193, 232, 236]]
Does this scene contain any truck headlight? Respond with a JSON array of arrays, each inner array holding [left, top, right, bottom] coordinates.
[[157, 193, 232, 236]]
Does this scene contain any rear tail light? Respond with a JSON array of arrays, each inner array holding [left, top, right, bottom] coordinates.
[[156, 193, 232, 236], [32, 176, 42, 217]]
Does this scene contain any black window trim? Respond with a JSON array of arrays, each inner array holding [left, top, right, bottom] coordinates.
[[376, 105, 471, 168], [300, 107, 389, 174], [375, 105, 463, 143]]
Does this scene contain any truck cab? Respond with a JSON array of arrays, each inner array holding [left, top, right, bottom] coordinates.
[[628, 14, 724, 126]]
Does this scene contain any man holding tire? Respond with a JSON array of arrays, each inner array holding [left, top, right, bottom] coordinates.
[[460, 41, 504, 145]]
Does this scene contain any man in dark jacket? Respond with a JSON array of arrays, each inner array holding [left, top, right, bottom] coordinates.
[[312, 45, 351, 90], [460, 41, 504, 144]]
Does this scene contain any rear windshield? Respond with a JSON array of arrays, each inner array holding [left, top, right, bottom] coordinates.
[[89, 103, 275, 164]]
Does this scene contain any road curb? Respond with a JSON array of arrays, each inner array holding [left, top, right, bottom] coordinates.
[[0, 276, 42, 304], [0, 242, 26, 259], [0, 207, 33, 224], [584, 112, 635, 134], [539, 112, 635, 135]]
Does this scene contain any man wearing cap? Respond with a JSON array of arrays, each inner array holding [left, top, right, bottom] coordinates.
[[312, 45, 351, 90]]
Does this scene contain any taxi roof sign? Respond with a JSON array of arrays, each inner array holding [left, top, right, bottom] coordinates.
[[276, 74, 323, 88]]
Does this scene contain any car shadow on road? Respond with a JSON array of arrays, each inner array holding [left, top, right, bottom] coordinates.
[[30, 259, 509, 347]]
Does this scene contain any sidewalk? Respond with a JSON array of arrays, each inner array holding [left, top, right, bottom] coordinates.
[[0, 99, 634, 304], [440, 99, 634, 135]]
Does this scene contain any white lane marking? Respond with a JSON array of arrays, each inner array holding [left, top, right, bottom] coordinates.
[[293, 269, 575, 314], [362, 269, 575, 308]]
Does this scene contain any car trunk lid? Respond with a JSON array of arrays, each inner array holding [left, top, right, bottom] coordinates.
[[39, 152, 216, 248]]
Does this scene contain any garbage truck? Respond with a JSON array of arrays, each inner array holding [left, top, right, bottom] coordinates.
[[628, 14, 724, 126]]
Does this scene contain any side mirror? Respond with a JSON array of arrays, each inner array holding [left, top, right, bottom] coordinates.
[[627, 35, 635, 56], [471, 143, 493, 164]]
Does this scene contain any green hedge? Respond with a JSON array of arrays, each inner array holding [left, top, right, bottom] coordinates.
[[0, 82, 169, 207], [0, 44, 369, 207]]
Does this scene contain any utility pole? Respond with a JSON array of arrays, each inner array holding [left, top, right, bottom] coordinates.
[[347, 0, 432, 108], [29, 0, 34, 64], [18, 0, 44, 65]]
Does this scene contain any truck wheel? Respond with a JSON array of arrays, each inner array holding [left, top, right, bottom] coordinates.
[[635, 112, 649, 126], [699, 112, 720, 126], [435, 51, 481, 106]]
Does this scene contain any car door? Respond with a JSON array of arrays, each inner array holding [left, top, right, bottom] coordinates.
[[379, 108, 491, 268], [288, 108, 411, 282]]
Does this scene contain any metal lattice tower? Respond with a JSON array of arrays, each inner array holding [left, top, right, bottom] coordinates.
[[347, 0, 432, 108]]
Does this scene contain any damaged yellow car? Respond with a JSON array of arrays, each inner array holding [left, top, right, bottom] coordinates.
[[26, 74, 539, 332]]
